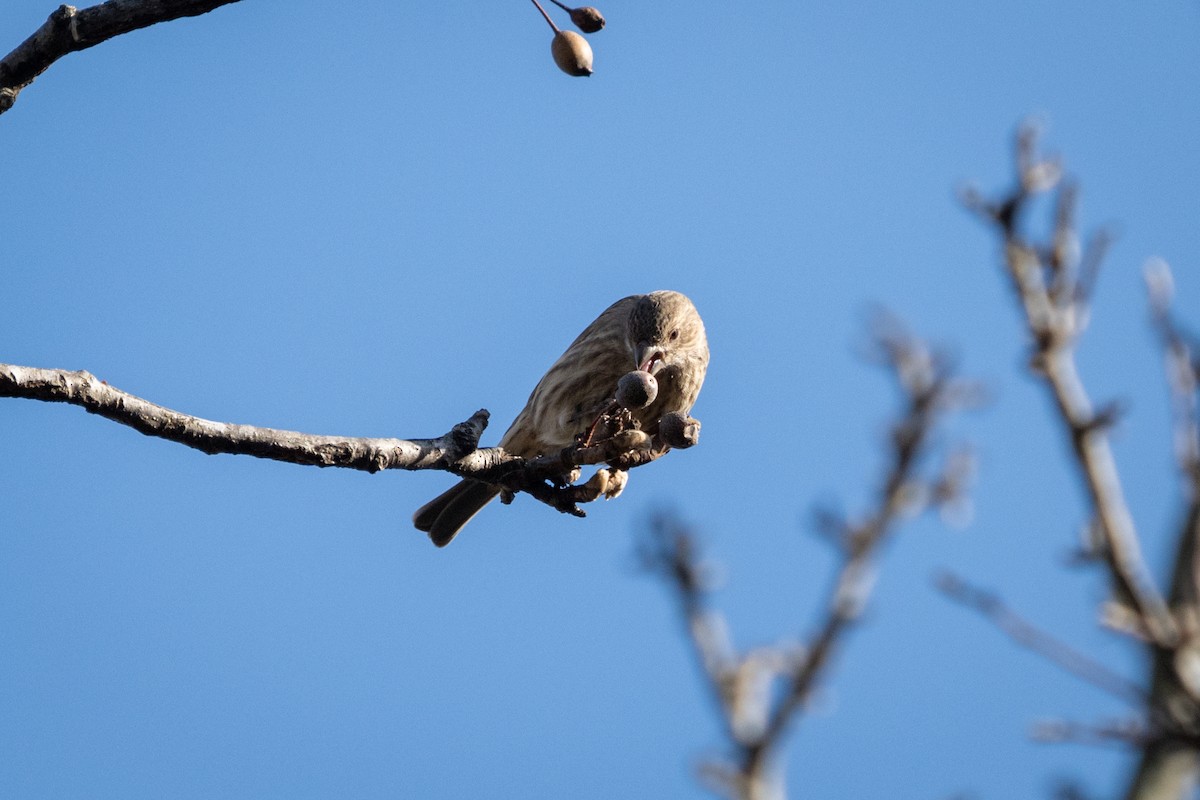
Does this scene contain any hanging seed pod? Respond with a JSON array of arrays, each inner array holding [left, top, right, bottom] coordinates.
[[531, 0, 594, 77], [573, 7, 609, 33], [548, 0, 606, 33], [570, 7, 605, 33], [551, 30, 593, 77]]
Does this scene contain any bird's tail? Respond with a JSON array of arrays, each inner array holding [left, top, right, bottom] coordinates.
[[412, 479, 501, 547]]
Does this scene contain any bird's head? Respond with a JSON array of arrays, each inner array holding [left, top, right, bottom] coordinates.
[[626, 291, 707, 375]]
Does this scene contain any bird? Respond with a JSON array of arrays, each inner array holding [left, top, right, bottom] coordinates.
[[413, 290, 709, 547]]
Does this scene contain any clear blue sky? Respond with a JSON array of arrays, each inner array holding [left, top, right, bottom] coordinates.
[[4, 2, 1200, 798]]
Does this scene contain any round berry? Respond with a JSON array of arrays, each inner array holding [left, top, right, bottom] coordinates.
[[616, 370, 658, 410]]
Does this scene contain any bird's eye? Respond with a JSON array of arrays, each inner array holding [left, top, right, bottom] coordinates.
[[669, 329, 679, 342]]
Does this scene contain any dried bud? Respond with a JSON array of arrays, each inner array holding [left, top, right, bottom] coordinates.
[[616, 370, 658, 410], [660, 412, 700, 449], [552, 30, 593, 77], [570, 6, 605, 33]]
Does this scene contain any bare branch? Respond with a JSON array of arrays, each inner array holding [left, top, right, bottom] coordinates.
[[1146, 260, 1200, 511], [643, 317, 973, 800], [962, 123, 1176, 648], [1124, 741, 1200, 800], [639, 517, 743, 745], [935, 571, 1147, 705], [743, 326, 967, 781], [1145, 260, 1200, 660], [1, 0, 242, 116], [1, 362, 680, 517], [1032, 718, 1149, 748], [0, 362, 490, 471], [1116, 258, 1200, 800], [965, 128, 1200, 800]]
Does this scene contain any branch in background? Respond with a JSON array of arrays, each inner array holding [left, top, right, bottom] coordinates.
[[961, 125, 1200, 800], [934, 571, 1146, 705], [1140, 261, 1200, 800], [1, 0, 243, 116], [641, 315, 976, 800], [1146, 261, 1200, 624], [1033, 719, 1149, 748], [0, 362, 681, 518], [961, 124, 1175, 646]]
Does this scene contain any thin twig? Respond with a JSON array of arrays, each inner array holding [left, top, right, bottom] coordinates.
[[1146, 261, 1200, 504], [529, 0, 561, 33], [935, 571, 1147, 705], [742, 329, 958, 782], [1032, 718, 1149, 748], [644, 317, 972, 800]]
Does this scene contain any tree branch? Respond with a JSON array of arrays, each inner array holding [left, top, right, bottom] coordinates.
[[1146, 261, 1200, 625], [962, 126, 1200, 800], [1, 362, 681, 517], [1, 362, 491, 471], [1127, 262, 1200, 800], [642, 316, 974, 800], [1, 0, 243, 116], [961, 124, 1176, 648], [742, 320, 965, 784], [935, 571, 1147, 706]]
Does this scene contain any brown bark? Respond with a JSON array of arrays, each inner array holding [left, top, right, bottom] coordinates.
[[1, 1, 243, 115]]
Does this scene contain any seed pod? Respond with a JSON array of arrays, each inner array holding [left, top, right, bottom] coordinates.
[[548, 0, 606, 34], [616, 370, 658, 410], [659, 412, 700, 449], [551, 30, 593, 77], [569, 6, 605, 33]]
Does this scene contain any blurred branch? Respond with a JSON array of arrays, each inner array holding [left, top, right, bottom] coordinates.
[[642, 316, 974, 800], [935, 571, 1146, 705], [1054, 779, 1101, 800], [961, 124, 1175, 647], [962, 125, 1200, 800], [1146, 261, 1200, 623], [1138, 262, 1200, 800], [1, 0, 242, 116], [0, 362, 677, 517], [1033, 718, 1148, 748]]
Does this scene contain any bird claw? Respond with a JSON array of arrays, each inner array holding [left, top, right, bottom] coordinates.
[[555, 467, 582, 487], [573, 467, 628, 502], [602, 468, 628, 499]]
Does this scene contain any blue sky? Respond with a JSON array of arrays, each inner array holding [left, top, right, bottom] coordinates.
[[3, 2, 1200, 798]]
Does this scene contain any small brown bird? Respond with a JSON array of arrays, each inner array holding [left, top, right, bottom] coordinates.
[[413, 291, 709, 547]]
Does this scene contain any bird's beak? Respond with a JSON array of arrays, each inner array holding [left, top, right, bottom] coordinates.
[[635, 343, 664, 374]]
